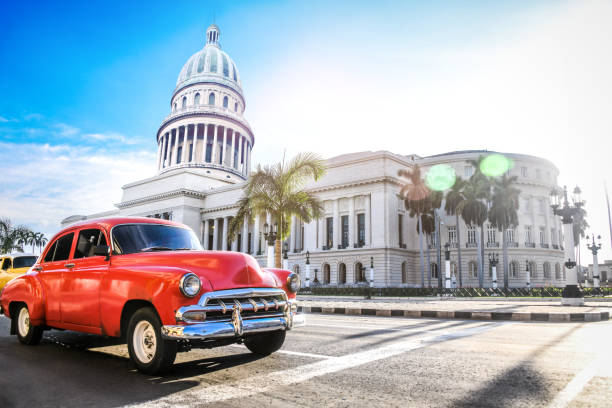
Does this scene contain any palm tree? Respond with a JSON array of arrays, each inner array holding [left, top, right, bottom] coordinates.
[[0, 218, 32, 254], [488, 174, 520, 288], [38, 234, 48, 255], [399, 164, 431, 288], [417, 193, 443, 287], [444, 177, 467, 287], [466, 156, 492, 287], [228, 152, 326, 268], [456, 177, 489, 287]]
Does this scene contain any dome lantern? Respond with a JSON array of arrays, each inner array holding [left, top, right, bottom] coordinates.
[[206, 24, 220, 46]]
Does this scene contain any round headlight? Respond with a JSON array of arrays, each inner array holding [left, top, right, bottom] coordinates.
[[180, 273, 201, 297], [287, 273, 301, 293]]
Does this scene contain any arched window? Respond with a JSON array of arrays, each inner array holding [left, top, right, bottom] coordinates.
[[323, 264, 330, 284], [543, 262, 551, 279], [355, 262, 364, 282], [555, 263, 561, 280], [234, 102, 238, 112], [194, 93, 200, 105], [338, 263, 346, 284], [430, 263, 438, 279], [468, 261, 478, 278], [223, 96, 229, 108], [401, 261, 407, 284], [208, 92, 215, 105], [510, 261, 518, 278], [182, 96, 187, 109]]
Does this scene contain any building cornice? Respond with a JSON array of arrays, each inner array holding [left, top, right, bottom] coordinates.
[[157, 109, 254, 144], [201, 203, 239, 215], [305, 176, 402, 194], [115, 189, 207, 209]]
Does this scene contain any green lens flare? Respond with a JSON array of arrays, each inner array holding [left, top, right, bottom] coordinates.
[[425, 164, 456, 191], [480, 154, 513, 177]]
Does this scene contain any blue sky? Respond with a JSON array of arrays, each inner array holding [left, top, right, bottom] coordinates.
[[1, 0, 611, 261]]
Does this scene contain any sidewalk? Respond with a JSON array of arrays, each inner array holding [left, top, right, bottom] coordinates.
[[297, 295, 612, 323]]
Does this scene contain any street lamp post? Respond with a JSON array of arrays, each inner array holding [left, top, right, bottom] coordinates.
[[489, 252, 499, 290], [586, 234, 602, 290], [263, 222, 278, 268], [282, 241, 289, 270], [444, 242, 452, 289], [525, 260, 531, 291], [551, 185, 584, 306], [304, 250, 311, 288]]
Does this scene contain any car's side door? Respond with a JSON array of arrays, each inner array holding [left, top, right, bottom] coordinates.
[[39, 232, 75, 324], [60, 228, 109, 329]]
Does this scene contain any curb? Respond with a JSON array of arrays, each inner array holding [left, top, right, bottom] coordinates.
[[297, 306, 611, 323]]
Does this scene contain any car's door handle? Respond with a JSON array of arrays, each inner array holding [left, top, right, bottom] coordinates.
[[64, 263, 75, 269], [33, 266, 42, 272]]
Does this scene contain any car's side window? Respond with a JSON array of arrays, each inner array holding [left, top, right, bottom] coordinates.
[[43, 241, 58, 263], [74, 228, 108, 259], [1, 258, 11, 271], [51, 233, 75, 262]]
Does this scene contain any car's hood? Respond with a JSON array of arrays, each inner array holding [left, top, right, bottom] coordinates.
[[112, 251, 279, 291]]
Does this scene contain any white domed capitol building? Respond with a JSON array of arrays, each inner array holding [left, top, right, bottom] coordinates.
[[63, 24, 567, 288]]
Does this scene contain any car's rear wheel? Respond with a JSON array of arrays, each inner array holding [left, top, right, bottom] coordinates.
[[127, 307, 177, 375], [244, 330, 286, 355], [15, 305, 43, 345]]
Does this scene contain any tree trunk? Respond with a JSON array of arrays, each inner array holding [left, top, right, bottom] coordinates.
[[435, 209, 442, 288], [418, 216, 425, 288], [477, 225, 483, 288], [426, 235, 432, 288], [456, 213, 463, 288], [274, 239, 282, 268], [503, 229, 509, 288]]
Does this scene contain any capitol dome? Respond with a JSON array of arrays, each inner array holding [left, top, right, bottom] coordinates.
[[175, 24, 242, 98]]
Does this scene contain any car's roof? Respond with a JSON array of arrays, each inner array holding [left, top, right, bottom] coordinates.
[[0, 253, 37, 259], [65, 216, 184, 231]]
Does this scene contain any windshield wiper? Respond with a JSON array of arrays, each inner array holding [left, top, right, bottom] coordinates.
[[174, 247, 193, 251], [140, 246, 173, 252]]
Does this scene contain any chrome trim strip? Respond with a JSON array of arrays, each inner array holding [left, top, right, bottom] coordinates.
[[197, 287, 287, 306]]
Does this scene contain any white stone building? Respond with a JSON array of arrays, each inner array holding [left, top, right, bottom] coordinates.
[[63, 24, 567, 288]]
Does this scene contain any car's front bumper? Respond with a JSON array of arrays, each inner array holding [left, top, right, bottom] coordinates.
[[161, 287, 304, 340]]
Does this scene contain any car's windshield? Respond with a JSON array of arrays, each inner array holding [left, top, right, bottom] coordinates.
[[13, 256, 37, 269], [112, 224, 202, 255]]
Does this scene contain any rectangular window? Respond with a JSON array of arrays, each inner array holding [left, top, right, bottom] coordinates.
[[398, 214, 404, 246], [448, 226, 457, 244], [205, 131, 213, 163], [521, 167, 528, 177], [237, 233, 242, 252], [539, 227, 546, 244], [487, 225, 496, 244], [176, 146, 182, 164], [189, 143, 193, 162], [74, 229, 107, 259], [341, 215, 349, 248], [506, 228, 515, 243], [357, 213, 366, 246], [45, 233, 74, 263], [464, 166, 473, 178], [467, 228, 477, 244], [525, 225, 532, 244], [326, 217, 333, 248], [247, 232, 252, 253]]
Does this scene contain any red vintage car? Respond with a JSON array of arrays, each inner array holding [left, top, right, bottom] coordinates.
[[0, 217, 303, 374]]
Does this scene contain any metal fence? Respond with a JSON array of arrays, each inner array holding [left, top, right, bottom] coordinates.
[[299, 286, 612, 298]]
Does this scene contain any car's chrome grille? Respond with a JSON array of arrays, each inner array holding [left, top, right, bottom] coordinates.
[[178, 288, 289, 323]]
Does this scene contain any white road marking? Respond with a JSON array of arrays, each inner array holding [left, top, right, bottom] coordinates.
[[124, 322, 506, 407], [548, 359, 599, 408], [228, 344, 334, 360]]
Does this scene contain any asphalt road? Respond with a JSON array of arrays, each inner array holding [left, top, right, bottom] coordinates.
[[1, 314, 611, 408]]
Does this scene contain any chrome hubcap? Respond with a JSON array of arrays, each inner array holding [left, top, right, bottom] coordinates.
[[18, 308, 30, 337], [133, 321, 157, 364]]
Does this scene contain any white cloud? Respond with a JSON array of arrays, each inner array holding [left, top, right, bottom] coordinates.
[[55, 123, 80, 137], [0, 141, 154, 238]]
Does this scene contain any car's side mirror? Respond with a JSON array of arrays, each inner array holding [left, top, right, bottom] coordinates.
[[93, 245, 110, 260]]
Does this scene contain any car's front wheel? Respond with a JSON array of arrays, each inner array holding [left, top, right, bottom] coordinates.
[[244, 330, 286, 355], [14, 304, 43, 345], [127, 307, 177, 374]]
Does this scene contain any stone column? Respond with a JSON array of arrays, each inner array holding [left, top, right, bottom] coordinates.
[[169, 129, 176, 166], [221, 127, 228, 166], [212, 218, 219, 250], [253, 214, 260, 255], [333, 199, 339, 249], [156, 136, 163, 170], [242, 218, 249, 253], [290, 215, 296, 253], [203, 219, 210, 249], [181, 126, 189, 164], [238, 134, 244, 172], [348, 196, 355, 248], [230, 131, 236, 169], [246, 141, 251, 175], [365, 194, 371, 246], [222, 216, 229, 251], [212, 125, 218, 165]]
